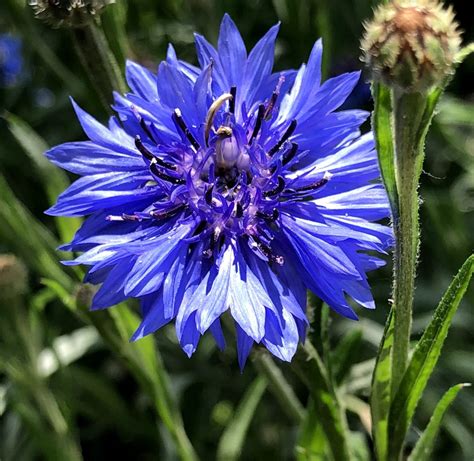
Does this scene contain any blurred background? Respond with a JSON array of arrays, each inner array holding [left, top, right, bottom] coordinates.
[[0, 1, 472, 460]]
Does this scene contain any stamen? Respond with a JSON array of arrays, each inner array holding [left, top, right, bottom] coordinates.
[[264, 75, 284, 120], [204, 93, 233, 146], [150, 163, 185, 185], [256, 208, 280, 222], [235, 202, 244, 218], [295, 172, 332, 192], [135, 136, 177, 170], [248, 235, 285, 266], [139, 118, 157, 144], [150, 205, 184, 220], [282, 142, 298, 166], [249, 104, 265, 145], [264, 176, 286, 197], [268, 120, 297, 156], [205, 185, 214, 205], [229, 86, 236, 114], [172, 108, 201, 151]]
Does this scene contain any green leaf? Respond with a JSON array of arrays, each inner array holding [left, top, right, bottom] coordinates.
[[388, 255, 474, 459], [216, 376, 267, 461], [370, 309, 394, 461], [4, 112, 81, 243], [408, 383, 469, 461], [371, 82, 398, 218], [333, 328, 363, 384], [0, 175, 73, 290], [295, 398, 327, 461]]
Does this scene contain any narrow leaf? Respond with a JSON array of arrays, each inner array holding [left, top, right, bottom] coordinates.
[[371, 82, 398, 218], [0, 175, 73, 289], [408, 383, 469, 461], [217, 376, 267, 461], [389, 255, 474, 458], [370, 309, 394, 461], [293, 342, 353, 461], [4, 112, 81, 243], [296, 398, 327, 461]]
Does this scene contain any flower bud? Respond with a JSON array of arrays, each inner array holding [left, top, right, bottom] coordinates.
[[361, 0, 461, 92], [0, 254, 28, 302], [29, 0, 115, 28]]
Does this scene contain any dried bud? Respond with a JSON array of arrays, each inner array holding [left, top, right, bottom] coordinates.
[[0, 254, 28, 301], [361, 0, 461, 92], [29, 0, 115, 28], [75, 283, 96, 310]]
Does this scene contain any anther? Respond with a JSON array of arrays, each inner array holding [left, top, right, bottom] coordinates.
[[295, 172, 332, 192], [268, 120, 297, 156], [264, 176, 286, 197], [150, 163, 185, 185], [135, 136, 177, 170], [249, 104, 265, 145], [229, 86, 236, 114], [172, 108, 201, 151], [235, 202, 244, 218], [205, 185, 214, 205], [256, 208, 279, 222], [248, 235, 285, 266], [282, 142, 298, 166], [139, 118, 157, 144], [150, 205, 184, 220], [264, 75, 284, 120]]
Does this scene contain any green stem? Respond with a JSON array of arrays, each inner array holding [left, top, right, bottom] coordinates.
[[71, 20, 127, 111], [252, 350, 305, 424], [390, 89, 426, 396], [292, 342, 352, 461]]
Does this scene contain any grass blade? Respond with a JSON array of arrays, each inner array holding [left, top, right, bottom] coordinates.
[[388, 254, 474, 459], [408, 383, 469, 461], [216, 376, 267, 461]]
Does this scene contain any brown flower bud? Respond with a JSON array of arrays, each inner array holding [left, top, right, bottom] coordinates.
[[361, 0, 461, 92], [0, 254, 28, 302], [29, 0, 115, 28]]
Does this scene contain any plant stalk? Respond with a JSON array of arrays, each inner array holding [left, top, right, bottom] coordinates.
[[71, 20, 127, 111], [390, 89, 427, 396]]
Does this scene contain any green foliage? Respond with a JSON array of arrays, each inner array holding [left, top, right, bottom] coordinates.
[[0, 1, 472, 460], [388, 254, 474, 459], [408, 383, 469, 461]]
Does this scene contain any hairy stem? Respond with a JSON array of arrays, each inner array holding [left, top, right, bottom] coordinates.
[[391, 89, 426, 396]]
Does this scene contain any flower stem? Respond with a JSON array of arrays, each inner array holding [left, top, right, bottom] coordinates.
[[391, 89, 427, 395], [292, 341, 353, 461], [71, 19, 127, 111], [252, 350, 305, 424]]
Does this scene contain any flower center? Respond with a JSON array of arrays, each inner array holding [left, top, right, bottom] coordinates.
[[108, 84, 331, 265]]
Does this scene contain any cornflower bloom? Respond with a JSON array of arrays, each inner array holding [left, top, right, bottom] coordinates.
[[47, 15, 392, 367]]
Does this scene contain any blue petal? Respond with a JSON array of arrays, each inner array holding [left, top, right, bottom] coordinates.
[[46, 141, 144, 175], [125, 60, 158, 100], [218, 14, 247, 88], [195, 245, 233, 333], [236, 323, 254, 370]]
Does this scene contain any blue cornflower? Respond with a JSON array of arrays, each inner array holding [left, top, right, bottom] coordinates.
[[46, 15, 392, 367], [0, 35, 24, 88]]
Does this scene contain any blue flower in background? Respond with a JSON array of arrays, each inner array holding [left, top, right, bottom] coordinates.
[[0, 34, 24, 88], [46, 15, 392, 366]]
